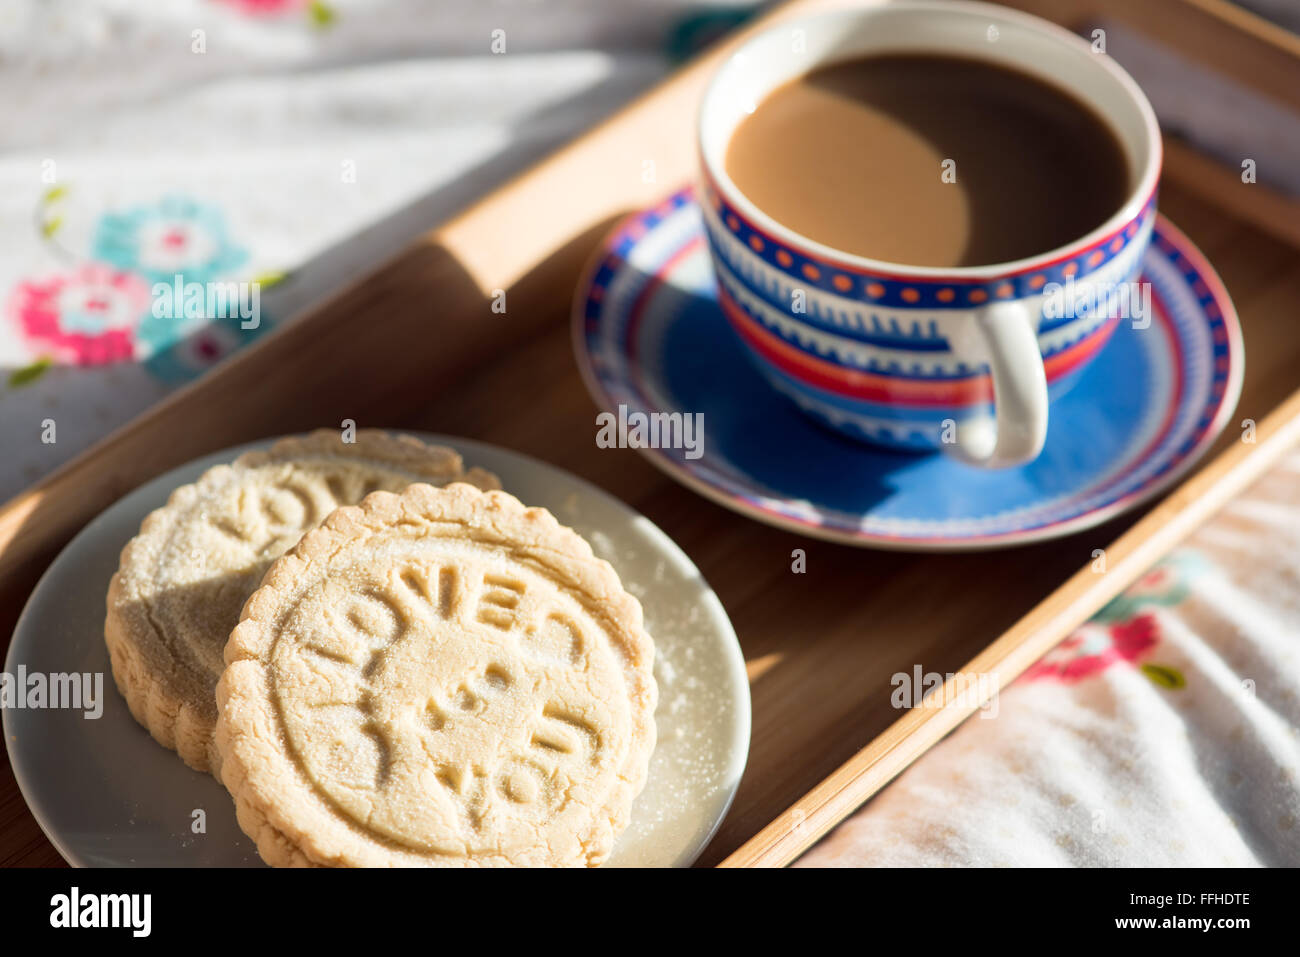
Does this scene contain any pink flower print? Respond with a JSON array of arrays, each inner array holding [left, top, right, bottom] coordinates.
[[1128, 565, 1178, 600], [215, 0, 308, 16], [1094, 551, 1208, 624], [9, 265, 150, 366], [1023, 614, 1160, 683]]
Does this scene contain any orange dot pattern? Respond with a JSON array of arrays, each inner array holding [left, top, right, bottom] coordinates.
[[707, 188, 1155, 308]]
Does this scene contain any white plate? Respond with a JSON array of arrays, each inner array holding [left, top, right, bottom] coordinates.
[[4, 434, 750, 868]]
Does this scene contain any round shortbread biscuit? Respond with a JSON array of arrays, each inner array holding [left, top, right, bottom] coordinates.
[[215, 483, 657, 867], [105, 430, 499, 776]]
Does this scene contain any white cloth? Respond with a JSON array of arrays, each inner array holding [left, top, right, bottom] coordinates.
[[799, 450, 1300, 867]]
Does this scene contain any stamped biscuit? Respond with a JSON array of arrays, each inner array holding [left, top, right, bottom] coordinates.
[[105, 430, 499, 776], [215, 483, 657, 867]]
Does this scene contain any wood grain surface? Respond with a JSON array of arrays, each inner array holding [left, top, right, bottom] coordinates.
[[3, 0, 1299, 867], [3, 180, 1297, 868]]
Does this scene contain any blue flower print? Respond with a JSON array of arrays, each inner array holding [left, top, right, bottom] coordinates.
[[91, 195, 248, 288]]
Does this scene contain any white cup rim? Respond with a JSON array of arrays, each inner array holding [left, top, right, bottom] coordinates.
[[697, 0, 1163, 280]]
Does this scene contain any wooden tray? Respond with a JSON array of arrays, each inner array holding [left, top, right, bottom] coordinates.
[[3, 0, 1300, 868]]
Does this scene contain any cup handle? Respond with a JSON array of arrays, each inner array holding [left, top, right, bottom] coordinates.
[[948, 299, 1048, 468]]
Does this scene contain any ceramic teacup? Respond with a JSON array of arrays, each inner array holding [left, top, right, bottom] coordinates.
[[697, 1, 1161, 467]]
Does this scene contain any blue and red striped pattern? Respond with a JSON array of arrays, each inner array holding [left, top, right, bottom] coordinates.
[[573, 187, 1242, 548]]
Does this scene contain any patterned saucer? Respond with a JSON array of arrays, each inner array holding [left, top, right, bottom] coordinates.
[[573, 188, 1243, 550]]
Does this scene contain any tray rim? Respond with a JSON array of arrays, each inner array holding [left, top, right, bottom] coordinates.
[[719, 387, 1300, 866]]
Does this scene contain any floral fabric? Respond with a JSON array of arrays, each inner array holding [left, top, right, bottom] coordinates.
[[0, 0, 708, 494]]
